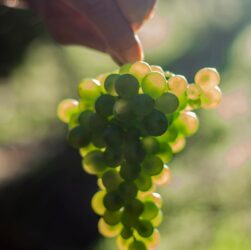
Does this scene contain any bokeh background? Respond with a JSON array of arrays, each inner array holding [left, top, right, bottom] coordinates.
[[1, 0, 251, 249]]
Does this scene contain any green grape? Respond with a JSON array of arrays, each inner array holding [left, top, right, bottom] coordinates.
[[103, 125, 124, 147], [141, 72, 166, 99], [103, 146, 122, 167], [79, 144, 97, 157], [104, 191, 124, 211], [78, 78, 100, 102], [151, 210, 163, 227], [119, 63, 132, 74], [200, 86, 222, 109], [124, 128, 141, 143], [128, 240, 147, 250], [104, 74, 120, 95], [129, 61, 151, 82], [142, 110, 168, 136], [142, 155, 163, 176], [141, 137, 160, 155], [136, 220, 154, 238], [143, 193, 163, 208], [116, 235, 133, 250], [90, 113, 107, 133], [160, 126, 178, 142], [188, 98, 201, 110], [118, 181, 138, 200], [57, 98, 79, 123], [102, 170, 122, 192], [91, 190, 106, 216], [187, 84, 201, 100], [125, 199, 144, 217], [153, 164, 172, 186], [68, 126, 91, 148], [68, 112, 80, 129], [135, 172, 153, 192], [120, 162, 141, 181], [155, 93, 179, 114], [141, 201, 159, 220], [124, 141, 146, 163], [98, 218, 122, 238], [121, 211, 138, 228], [151, 65, 165, 75], [169, 134, 186, 154], [157, 141, 173, 163], [83, 150, 106, 175], [91, 131, 106, 148], [146, 229, 161, 249], [177, 93, 188, 110], [78, 110, 93, 132], [168, 75, 188, 96], [132, 94, 155, 117], [121, 227, 133, 239], [95, 94, 116, 118], [177, 111, 199, 136], [113, 99, 134, 121], [103, 210, 122, 226], [115, 74, 139, 98]]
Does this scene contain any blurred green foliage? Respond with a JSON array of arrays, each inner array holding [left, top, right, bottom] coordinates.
[[1, 0, 251, 249]]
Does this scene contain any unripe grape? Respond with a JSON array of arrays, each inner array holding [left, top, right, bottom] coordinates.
[[157, 141, 173, 163], [121, 211, 138, 228], [178, 111, 199, 136], [78, 78, 100, 102], [121, 227, 133, 239], [187, 84, 201, 100], [141, 72, 167, 99], [113, 99, 134, 121], [142, 110, 168, 136], [102, 170, 122, 192], [68, 113, 80, 129], [128, 240, 147, 250], [124, 141, 146, 163], [195, 67, 220, 90], [103, 146, 122, 167], [147, 229, 161, 249], [169, 134, 186, 154], [91, 190, 106, 215], [132, 94, 155, 117], [97, 178, 105, 190], [135, 173, 153, 192], [155, 92, 179, 114], [141, 201, 159, 220], [151, 210, 163, 227], [153, 165, 172, 186], [96, 73, 109, 93], [120, 162, 141, 181], [201, 86, 222, 109], [168, 75, 188, 96], [104, 191, 124, 211], [165, 70, 175, 79], [90, 113, 107, 133], [141, 137, 160, 155], [95, 94, 116, 118], [104, 74, 120, 95], [151, 65, 165, 76], [142, 155, 164, 176], [142, 193, 163, 208], [118, 181, 138, 200], [129, 61, 151, 82], [115, 74, 139, 98], [68, 126, 91, 149], [136, 220, 154, 238], [91, 132, 106, 148], [103, 210, 122, 226], [78, 110, 93, 132], [79, 144, 97, 157], [57, 98, 79, 123], [116, 235, 133, 250], [98, 218, 122, 238], [82, 150, 106, 175], [103, 125, 124, 147]]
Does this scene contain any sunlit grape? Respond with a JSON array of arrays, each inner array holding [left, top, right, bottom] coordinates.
[[115, 74, 139, 98], [129, 61, 151, 82], [79, 144, 97, 157], [82, 150, 106, 175], [97, 178, 105, 190], [142, 193, 163, 208], [68, 112, 80, 129], [141, 137, 160, 155], [135, 173, 153, 192], [142, 155, 164, 176], [201, 86, 222, 109], [78, 78, 100, 102], [91, 190, 106, 215], [195, 67, 221, 90], [116, 235, 133, 250], [151, 65, 165, 76], [141, 201, 159, 220], [168, 75, 188, 96], [157, 141, 173, 163], [57, 99, 79, 123], [151, 210, 163, 227], [155, 92, 179, 114], [186, 84, 201, 100], [141, 72, 167, 99], [98, 218, 122, 238], [104, 74, 120, 95], [153, 165, 172, 186], [147, 229, 161, 249], [165, 70, 175, 79], [178, 111, 199, 136], [169, 135, 186, 154], [96, 73, 109, 93]]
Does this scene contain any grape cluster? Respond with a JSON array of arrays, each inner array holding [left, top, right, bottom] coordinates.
[[57, 61, 222, 250]]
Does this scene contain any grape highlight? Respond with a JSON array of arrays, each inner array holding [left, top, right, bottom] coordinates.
[[57, 61, 222, 250]]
